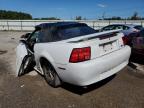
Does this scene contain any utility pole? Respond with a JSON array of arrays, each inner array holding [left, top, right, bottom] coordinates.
[[102, 12, 106, 20]]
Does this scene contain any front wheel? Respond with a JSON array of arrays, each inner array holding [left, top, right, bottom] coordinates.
[[42, 61, 61, 88]]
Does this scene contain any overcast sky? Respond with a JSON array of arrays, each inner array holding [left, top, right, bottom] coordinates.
[[0, 0, 144, 19]]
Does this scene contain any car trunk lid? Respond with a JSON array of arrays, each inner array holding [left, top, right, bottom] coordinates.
[[66, 30, 124, 59]]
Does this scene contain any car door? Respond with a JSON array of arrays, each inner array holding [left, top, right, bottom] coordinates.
[[16, 41, 29, 76], [132, 30, 144, 50], [16, 30, 39, 76]]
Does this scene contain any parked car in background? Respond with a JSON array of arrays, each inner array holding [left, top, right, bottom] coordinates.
[[16, 22, 131, 87], [100, 24, 143, 46], [130, 29, 144, 63], [100, 24, 143, 36]]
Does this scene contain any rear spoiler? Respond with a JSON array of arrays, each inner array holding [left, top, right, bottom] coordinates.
[[68, 29, 122, 43]]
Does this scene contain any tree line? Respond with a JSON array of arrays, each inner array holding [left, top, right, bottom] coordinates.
[[0, 10, 143, 20], [0, 10, 32, 20], [103, 12, 144, 20], [33, 17, 60, 20]]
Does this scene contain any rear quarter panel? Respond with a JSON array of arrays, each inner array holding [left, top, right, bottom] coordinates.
[[34, 42, 88, 71]]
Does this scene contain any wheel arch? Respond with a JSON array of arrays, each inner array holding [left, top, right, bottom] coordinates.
[[39, 57, 62, 87], [40, 57, 52, 67], [39, 56, 57, 75]]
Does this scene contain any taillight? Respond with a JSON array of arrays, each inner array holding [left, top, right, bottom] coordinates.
[[69, 47, 91, 63], [122, 36, 128, 45]]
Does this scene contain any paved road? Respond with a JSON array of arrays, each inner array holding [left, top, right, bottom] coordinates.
[[0, 31, 144, 108]]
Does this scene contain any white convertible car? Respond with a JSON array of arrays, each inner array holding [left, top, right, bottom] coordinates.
[[16, 22, 131, 87]]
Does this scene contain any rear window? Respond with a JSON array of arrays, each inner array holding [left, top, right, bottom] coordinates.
[[134, 26, 143, 30], [113, 25, 123, 30], [56, 25, 97, 40], [102, 25, 115, 31]]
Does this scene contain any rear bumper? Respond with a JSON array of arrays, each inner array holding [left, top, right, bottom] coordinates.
[[56, 46, 131, 86]]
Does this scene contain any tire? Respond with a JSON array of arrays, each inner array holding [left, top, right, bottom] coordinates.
[[41, 61, 61, 88], [18, 55, 33, 76]]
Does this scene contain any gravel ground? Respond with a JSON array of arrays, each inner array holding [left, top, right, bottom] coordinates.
[[0, 31, 144, 108]]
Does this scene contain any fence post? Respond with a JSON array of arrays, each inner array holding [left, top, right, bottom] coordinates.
[[21, 20, 22, 31], [125, 19, 126, 24], [109, 20, 110, 25], [93, 21, 95, 29], [7, 20, 9, 31], [141, 21, 143, 26], [34, 20, 36, 26]]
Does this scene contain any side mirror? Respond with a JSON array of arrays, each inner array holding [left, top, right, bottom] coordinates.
[[20, 39, 27, 44], [21, 33, 31, 39]]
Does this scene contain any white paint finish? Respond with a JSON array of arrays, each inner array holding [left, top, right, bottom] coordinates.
[[56, 46, 131, 86], [34, 30, 123, 65], [16, 42, 28, 76], [16, 28, 131, 86]]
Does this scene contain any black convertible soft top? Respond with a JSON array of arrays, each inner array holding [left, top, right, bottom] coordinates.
[[35, 22, 87, 30], [34, 22, 96, 42]]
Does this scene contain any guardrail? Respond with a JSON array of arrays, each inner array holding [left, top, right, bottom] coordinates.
[[0, 20, 144, 31]]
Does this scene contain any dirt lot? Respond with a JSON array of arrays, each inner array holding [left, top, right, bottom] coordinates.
[[0, 31, 144, 108]]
